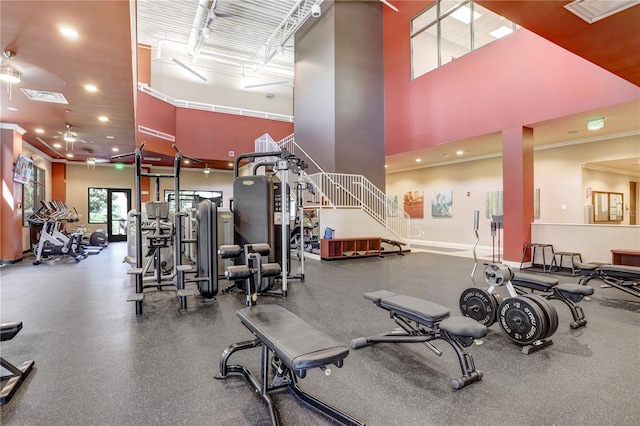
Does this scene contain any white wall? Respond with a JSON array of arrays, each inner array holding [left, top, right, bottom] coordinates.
[[150, 61, 294, 116], [386, 136, 640, 251], [65, 163, 136, 230]]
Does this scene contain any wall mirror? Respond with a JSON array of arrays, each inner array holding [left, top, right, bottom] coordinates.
[[593, 191, 624, 222]]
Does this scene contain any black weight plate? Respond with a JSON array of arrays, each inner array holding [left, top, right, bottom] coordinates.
[[497, 297, 545, 345], [460, 288, 498, 326], [519, 295, 550, 340], [522, 294, 558, 339]]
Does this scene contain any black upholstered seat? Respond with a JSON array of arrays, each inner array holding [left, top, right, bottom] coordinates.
[[237, 305, 349, 373], [556, 283, 594, 296], [440, 316, 487, 339]]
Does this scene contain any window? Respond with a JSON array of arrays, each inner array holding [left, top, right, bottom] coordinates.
[[411, 1, 517, 78], [88, 188, 108, 223], [164, 190, 223, 212], [22, 165, 46, 226]]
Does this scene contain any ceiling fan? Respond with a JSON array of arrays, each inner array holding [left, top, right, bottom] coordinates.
[[0, 49, 65, 93]]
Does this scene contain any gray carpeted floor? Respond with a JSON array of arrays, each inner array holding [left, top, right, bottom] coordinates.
[[1, 242, 639, 425]]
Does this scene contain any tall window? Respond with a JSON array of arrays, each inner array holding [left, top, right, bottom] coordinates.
[[411, 1, 517, 78], [88, 188, 108, 223], [22, 166, 46, 226]]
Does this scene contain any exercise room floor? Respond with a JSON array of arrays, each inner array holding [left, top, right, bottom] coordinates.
[[1, 242, 639, 425]]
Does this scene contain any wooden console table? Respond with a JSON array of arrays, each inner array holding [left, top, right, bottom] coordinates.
[[611, 249, 640, 266], [320, 237, 382, 260]]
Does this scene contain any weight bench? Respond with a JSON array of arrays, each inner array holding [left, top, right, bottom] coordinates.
[[511, 273, 594, 329], [352, 290, 486, 389], [578, 264, 640, 298], [215, 305, 364, 426], [1, 322, 35, 405]]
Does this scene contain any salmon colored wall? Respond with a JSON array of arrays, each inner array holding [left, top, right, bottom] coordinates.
[[0, 127, 24, 262], [383, 1, 640, 156], [135, 91, 294, 160], [137, 44, 151, 85], [51, 162, 66, 201], [175, 108, 294, 160]]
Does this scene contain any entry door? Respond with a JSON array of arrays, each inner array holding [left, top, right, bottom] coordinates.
[[107, 189, 131, 242]]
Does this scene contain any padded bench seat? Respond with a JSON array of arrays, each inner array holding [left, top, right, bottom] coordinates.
[[237, 305, 348, 375], [355, 290, 486, 389], [512, 273, 558, 291], [218, 305, 363, 426], [596, 264, 640, 279]]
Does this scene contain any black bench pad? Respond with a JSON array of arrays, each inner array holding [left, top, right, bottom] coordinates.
[[597, 265, 640, 279], [440, 316, 487, 339], [237, 305, 348, 373], [0, 321, 22, 342], [575, 262, 598, 271], [512, 273, 558, 291], [556, 283, 594, 296], [365, 291, 450, 324]]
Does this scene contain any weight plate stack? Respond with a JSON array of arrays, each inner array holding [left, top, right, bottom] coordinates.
[[497, 296, 547, 345], [520, 294, 558, 340], [460, 288, 498, 326], [483, 263, 514, 287]]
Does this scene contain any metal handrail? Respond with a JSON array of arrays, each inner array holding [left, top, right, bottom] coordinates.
[[254, 133, 412, 243], [138, 83, 294, 122]]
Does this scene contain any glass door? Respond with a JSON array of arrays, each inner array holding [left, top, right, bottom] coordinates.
[[107, 189, 131, 242]]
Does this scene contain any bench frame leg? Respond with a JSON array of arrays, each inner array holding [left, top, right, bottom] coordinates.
[[0, 357, 34, 405], [354, 314, 482, 389], [547, 290, 588, 328], [215, 338, 364, 426]]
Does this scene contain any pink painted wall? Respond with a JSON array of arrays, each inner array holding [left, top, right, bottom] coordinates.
[[135, 92, 294, 161], [383, 1, 640, 156]]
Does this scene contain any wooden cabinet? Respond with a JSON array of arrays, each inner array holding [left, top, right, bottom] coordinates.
[[320, 237, 382, 260]]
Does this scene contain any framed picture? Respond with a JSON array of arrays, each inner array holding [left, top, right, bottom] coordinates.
[[404, 191, 424, 219], [432, 190, 452, 217]]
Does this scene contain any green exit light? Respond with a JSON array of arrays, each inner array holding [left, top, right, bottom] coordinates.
[[587, 117, 604, 131], [114, 162, 125, 170]]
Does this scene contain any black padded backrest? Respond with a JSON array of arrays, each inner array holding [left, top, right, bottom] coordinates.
[[196, 199, 218, 298], [237, 305, 348, 375]]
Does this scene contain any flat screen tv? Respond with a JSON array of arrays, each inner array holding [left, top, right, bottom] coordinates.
[[13, 153, 34, 184]]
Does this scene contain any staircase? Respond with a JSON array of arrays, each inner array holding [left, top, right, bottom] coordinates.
[[254, 133, 412, 245]]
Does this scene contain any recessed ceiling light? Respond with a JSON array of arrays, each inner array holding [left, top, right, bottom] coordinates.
[[415, 158, 422, 162], [6, 106, 18, 111], [66, 153, 74, 158], [106, 135, 114, 139], [35, 128, 45, 134], [53, 143, 62, 148], [228, 163, 233, 167], [84, 84, 98, 92], [111, 147, 119, 152], [59, 26, 79, 39], [98, 116, 109, 122], [184, 159, 190, 164], [456, 150, 464, 155], [490, 26, 513, 39], [384, 164, 388, 168], [450, 6, 481, 24]]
